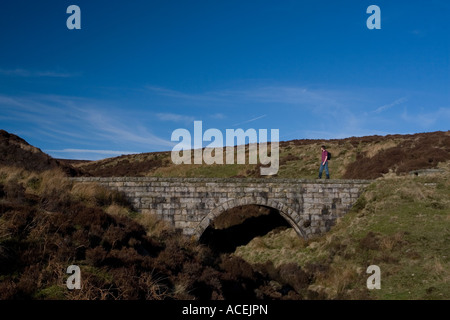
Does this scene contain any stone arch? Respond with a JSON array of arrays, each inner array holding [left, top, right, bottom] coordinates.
[[194, 196, 308, 240]]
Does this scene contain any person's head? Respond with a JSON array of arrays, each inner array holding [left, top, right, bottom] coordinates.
[[321, 145, 326, 151]]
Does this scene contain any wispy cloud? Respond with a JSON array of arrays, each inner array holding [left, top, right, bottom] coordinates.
[[232, 114, 267, 126], [0, 94, 174, 158], [210, 113, 226, 119], [0, 68, 80, 78], [2, 84, 444, 161], [48, 149, 138, 156], [219, 86, 341, 108], [144, 84, 405, 139], [146, 85, 342, 109], [156, 113, 195, 123], [401, 107, 450, 128], [146, 86, 223, 104], [373, 97, 408, 114], [77, 107, 175, 149], [411, 29, 426, 37]]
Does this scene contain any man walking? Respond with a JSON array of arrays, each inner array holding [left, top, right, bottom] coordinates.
[[318, 145, 330, 179]]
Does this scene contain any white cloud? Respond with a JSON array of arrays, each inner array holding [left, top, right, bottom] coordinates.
[[232, 114, 267, 126], [156, 113, 195, 123], [210, 113, 226, 119], [80, 108, 175, 148], [0, 68, 80, 78], [146, 86, 222, 104], [401, 107, 450, 128], [0, 94, 174, 151], [146, 85, 343, 109], [48, 149, 138, 155], [373, 97, 408, 114]]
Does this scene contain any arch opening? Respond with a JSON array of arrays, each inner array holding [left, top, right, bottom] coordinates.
[[199, 204, 292, 253], [195, 197, 307, 242]]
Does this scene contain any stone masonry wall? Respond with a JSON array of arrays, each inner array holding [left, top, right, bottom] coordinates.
[[70, 177, 371, 239]]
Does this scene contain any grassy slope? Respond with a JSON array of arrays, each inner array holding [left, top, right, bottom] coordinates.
[[235, 168, 450, 299], [72, 131, 450, 180], [73, 137, 401, 179]]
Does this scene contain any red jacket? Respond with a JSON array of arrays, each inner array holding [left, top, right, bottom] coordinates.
[[322, 150, 328, 163]]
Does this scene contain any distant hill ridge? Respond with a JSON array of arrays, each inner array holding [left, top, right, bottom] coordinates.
[[70, 130, 450, 180], [1, 129, 449, 179], [0, 130, 81, 176]]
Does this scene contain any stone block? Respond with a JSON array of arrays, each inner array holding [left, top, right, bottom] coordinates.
[[123, 182, 139, 187]]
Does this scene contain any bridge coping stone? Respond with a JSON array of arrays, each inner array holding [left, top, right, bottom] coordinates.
[[71, 177, 372, 184]]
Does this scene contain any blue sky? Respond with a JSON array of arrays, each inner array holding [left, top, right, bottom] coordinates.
[[0, 0, 449, 160]]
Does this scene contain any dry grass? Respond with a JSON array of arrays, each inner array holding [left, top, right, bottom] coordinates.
[[38, 168, 72, 193], [234, 228, 308, 268], [427, 257, 445, 277], [105, 204, 130, 217], [136, 212, 173, 238], [334, 266, 358, 297], [363, 140, 401, 158], [71, 182, 99, 200], [0, 166, 29, 183]]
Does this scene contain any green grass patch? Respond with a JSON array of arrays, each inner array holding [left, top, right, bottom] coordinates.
[[234, 173, 450, 299], [34, 285, 67, 300]]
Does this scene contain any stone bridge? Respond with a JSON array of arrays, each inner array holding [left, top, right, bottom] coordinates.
[[71, 177, 371, 239]]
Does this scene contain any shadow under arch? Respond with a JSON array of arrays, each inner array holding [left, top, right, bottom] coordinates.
[[194, 197, 307, 242]]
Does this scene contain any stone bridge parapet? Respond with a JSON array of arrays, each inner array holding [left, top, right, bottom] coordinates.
[[71, 177, 371, 239]]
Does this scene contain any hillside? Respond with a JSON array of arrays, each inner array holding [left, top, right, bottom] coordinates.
[[0, 130, 82, 176], [69, 131, 450, 180], [1, 129, 449, 300], [1, 166, 448, 300], [0, 167, 314, 300], [234, 168, 450, 299]]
